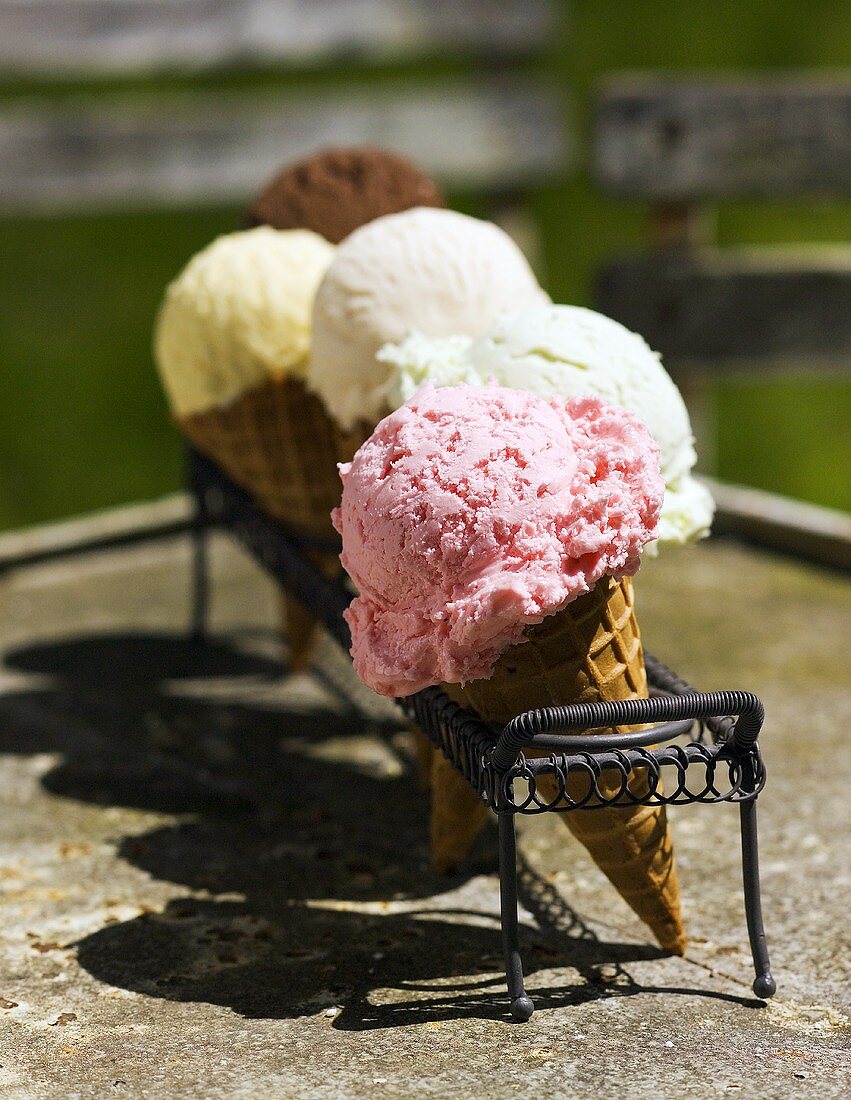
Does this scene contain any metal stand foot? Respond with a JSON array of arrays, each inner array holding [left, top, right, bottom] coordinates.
[[190, 519, 209, 642], [740, 800, 776, 999], [498, 813, 534, 1021]]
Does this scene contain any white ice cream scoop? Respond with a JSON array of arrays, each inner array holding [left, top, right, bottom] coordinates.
[[307, 207, 548, 430]]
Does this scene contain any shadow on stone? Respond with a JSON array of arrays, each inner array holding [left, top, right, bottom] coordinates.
[[5, 630, 283, 685], [73, 894, 663, 1025], [76, 897, 512, 1021], [74, 884, 763, 1028], [334, 977, 765, 1030], [105, 740, 466, 903], [5, 629, 768, 1027], [0, 630, 402, 814]]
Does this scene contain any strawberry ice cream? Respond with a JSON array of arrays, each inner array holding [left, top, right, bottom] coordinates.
[[334, 384, 663, 697]]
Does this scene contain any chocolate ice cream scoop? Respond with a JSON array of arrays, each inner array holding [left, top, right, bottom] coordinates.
[[244, 146, 444, 243]]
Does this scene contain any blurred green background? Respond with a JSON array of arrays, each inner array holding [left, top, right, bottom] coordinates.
[[1, 0, 849, 531]]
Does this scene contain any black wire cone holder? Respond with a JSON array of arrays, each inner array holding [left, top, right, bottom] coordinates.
[[187, 447, 776, 1020]]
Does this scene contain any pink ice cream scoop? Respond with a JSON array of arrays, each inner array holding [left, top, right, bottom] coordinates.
[[334, 384, 663, 697]]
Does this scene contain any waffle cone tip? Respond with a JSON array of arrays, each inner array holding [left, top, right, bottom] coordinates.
[[408, 725, 435, 792], [615, 867, 686, 954], [658, 924, 687, 956], [279, 591, 320, 672], [429, 753, 490, 873]]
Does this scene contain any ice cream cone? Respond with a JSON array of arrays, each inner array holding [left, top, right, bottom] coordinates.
[[429, 750, 491, 874], [181, 375, 366, 665], [442, 575, 686, 955], [274, 559, 341, 672], [407, 724, 436, 792]]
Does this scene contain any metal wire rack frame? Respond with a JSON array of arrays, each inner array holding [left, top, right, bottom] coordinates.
[[187, 448, 776, 1021]]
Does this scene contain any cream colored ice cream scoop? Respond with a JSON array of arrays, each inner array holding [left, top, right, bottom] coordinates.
[[154, 226, 334, 417], [307, 207, 548, 430]]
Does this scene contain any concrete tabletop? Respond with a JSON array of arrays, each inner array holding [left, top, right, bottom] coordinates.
[[0, 526, 848, 1098]]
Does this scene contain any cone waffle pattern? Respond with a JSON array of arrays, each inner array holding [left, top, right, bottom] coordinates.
[[180, 375, 364, 539], [180, 376, 368, 665], [443, 576, 686, 954]]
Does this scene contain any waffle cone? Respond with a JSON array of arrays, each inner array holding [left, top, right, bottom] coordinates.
[[274, 554, 345, 671], [442, 575, 686, 954], [180, 376, 364, 537], [180, 376, 368, 665], [429, 750, 491, 873], [408, 723, 436, 792]]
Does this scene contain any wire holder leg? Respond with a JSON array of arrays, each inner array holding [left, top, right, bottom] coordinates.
[[498, 812, 534, 1021], [740, 799, 776, 999]]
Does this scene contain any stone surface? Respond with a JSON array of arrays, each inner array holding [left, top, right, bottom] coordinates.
[[0, 531, 849, 1098]]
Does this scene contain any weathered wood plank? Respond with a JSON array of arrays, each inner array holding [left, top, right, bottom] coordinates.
[[0, 82, 567, 212], [0, 0, 557, 75], [596, 247, 851, 365], [0, 493, 192, 575], [705, 477, 851, 572], [595, 77, 851, 198]]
